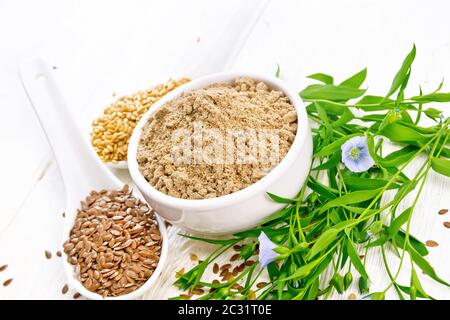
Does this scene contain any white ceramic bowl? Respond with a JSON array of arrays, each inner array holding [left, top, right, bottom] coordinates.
[[128, 72, 312, 234]]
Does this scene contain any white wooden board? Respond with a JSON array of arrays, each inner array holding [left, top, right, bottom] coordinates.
[[0, 0, 449, 300]]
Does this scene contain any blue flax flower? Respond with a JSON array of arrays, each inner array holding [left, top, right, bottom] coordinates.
[[258, 231, 278, 268], [341, 136, 374, 173]]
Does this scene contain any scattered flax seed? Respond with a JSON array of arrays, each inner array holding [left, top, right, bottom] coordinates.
[[175, 268, 185, 279], [220, 263, 231, 271], [438, 209, 448, 215], [62, 284, 69, 295], [231, 283, 241, 290], [230, 254, 240, 262], [348, 293, 357, 300], [62, 212, 65, 218], [443, 222, 450, 229], [224, 273, 234, 282], [0, 264, 7, 272], [45, 251, 52, 259], [73, 292, 81, 299], [213, 263, 219, 274], [212, 279, 220, 285], [233, 245, 242, 252], [56, 251, 62, 257], [190, 253, 198, 261], [249, 290, 256, 300], [245, 260, 255, 267], [91, 78, 190, 163], [231, 266, 239, 276], [256, 282, 268, 289], [359, 255, 365, 260], [3, 278, 13, 287], [180, 294, 191, 300], [191, 288, 205, 295], [219, 269, 229, 277], [426, 240, 439, 247]]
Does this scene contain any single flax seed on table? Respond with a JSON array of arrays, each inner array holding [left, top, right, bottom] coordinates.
[[91, 78, 190, 163]]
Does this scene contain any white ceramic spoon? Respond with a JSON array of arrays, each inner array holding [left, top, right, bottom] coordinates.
[[19, 59, 168, 300], [102, 0, 271, 169]]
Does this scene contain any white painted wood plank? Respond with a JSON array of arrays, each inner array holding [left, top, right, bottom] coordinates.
[[0, 0, 449, 300]]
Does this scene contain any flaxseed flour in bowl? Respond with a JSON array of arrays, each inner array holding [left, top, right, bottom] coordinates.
[[128, 72, 312, 234], [136, 77, 298, 199]]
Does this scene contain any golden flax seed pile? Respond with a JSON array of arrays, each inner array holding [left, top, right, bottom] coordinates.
[[91, 78, 190, 163]]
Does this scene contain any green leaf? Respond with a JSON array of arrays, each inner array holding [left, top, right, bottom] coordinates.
[[306, 278, 320, 300], [344, 176, 400, 191], [312, 150, 341, 171], [267, 262, 280, 281], [275, 63, 281, 78], [411, 268, 429, 299], [398, 284, 434, 299], [300, 84, 366, 101], [356, 95, 391, 105], [409, 245, 450, 287], [387, 207, 412, 239], [340, 68, 367, 88], [424, 107, 443, 120], [331, 108, 354, 128], [307, 73, 334, 84], [410, 92, 450, 102], [314, 133, 361, 157], [306, 100, 349, 116], [386, 44, 416, 98], [307, 178, 338, 199], [379, 122, 431, 143], [360, 114, 385, 122], [260, 207, 293, 224], [378, 145, 419, 168], [319, 189, 380, 213], [240, 243, 256, 260], [431, 157, 450, 177], [370, 292, 386, 300], [394, 231, 428, 256], [266, 192, 296, 204], [346, 239, 369, 279], [342, 206, 378, 215], [284, 258, 323, 280], [309, 228, 340, 259], [179, 234, 238, 245], [314, 101, 331, 129]]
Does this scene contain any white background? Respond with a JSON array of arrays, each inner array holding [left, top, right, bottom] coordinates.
[[0, 0, 449, 299]]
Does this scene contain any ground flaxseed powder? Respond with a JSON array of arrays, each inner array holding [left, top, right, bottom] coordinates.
[[137, 77, 297, 199]]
